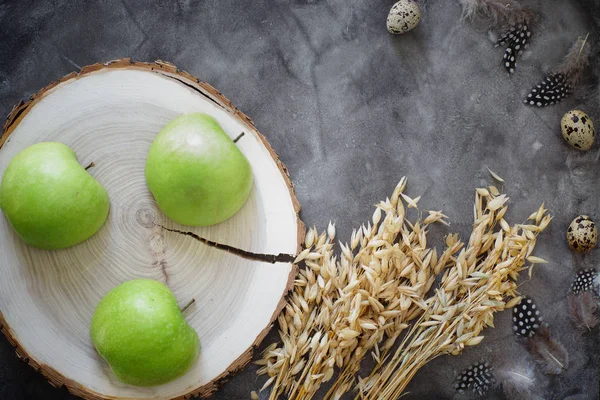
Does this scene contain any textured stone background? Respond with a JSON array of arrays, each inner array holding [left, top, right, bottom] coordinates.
[[0, 0, 599, 399]]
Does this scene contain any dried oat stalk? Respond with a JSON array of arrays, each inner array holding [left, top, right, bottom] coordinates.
[[357, 190, 551, 399]]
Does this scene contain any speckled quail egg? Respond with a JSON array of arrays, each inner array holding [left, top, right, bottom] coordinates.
[[561, 110, 595, 150], [387, 0, 421, 34], [567, 215, 598, 253]]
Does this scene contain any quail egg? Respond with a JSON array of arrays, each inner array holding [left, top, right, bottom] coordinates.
[[561, 110, 595, 150], [387, 0, 421, 34], [567, 215, 598, 253]]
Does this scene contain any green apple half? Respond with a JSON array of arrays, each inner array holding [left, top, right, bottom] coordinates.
[[0, 142, 110, 249], [90, 279, 200, 386], [145, 113, 253, 226]]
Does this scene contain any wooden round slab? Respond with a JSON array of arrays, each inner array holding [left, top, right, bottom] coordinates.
[[0, 59, 303, 399]]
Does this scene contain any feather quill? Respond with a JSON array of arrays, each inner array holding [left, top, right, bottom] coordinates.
[[524, 34, 591, 107], [573, 0, 600, 113], [524, 325, 569, 375], [555, 34, 592, 87], [496, 358, 538, 400]]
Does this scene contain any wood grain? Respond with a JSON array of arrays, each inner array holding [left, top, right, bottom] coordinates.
[[0, 59, 304, 399]]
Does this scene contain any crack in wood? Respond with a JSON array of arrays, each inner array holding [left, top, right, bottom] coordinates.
[[157, 224, 295, 264], [163, 75, 223, 108], [158, 259, 169, 283]]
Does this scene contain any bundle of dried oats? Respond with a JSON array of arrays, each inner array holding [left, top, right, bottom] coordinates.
[[358, 190, 551, 399], [255, 178, 550, 400]]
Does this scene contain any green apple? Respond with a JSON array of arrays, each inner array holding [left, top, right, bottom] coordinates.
[[0, 142, 110, 249], [145, 113, 253, 226], [90, 279, 200, 386]]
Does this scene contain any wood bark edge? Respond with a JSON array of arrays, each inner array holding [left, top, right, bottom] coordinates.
[[0, 58, 305, 399]]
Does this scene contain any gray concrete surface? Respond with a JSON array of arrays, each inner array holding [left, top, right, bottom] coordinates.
[[0, 0, 598, 399]]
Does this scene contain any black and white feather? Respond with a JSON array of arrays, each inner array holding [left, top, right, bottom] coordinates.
[[512, 295, 542, 337], [454, 361, 494, 396], [523, 73, 570, 107], [458, 0, 535, 74], [513, 296, 569, 375], [567, 268, 599, 331], [496, 23, 531, 73], [524, 35, 591, 107], [570, 268, 598, 294]]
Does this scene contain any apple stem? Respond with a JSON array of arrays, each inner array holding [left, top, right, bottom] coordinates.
[[85, 162, 95, 171], [180, 298, 196, 313], [233, 132, 245, 143]]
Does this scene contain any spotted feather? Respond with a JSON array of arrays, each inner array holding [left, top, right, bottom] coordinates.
[[523, 73, 571, 107], [524, 35, 590, 107], [497, 24, 531, 74], [568, 268, 599, 330], [454, 361, 495, 396], [512, 296, 542, 337], [570, 268, 597, 294], [513, 297, 569, 374]]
